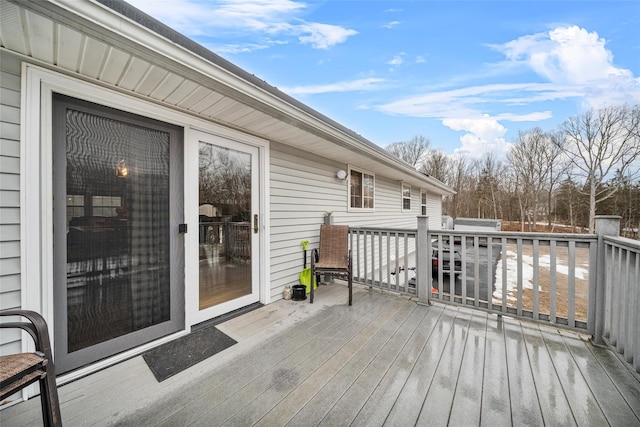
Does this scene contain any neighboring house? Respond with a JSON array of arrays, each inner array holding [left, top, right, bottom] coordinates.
[[0, 0, 454, 388]]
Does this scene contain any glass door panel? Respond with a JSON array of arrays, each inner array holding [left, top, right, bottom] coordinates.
[[198, 143, 253, 310]]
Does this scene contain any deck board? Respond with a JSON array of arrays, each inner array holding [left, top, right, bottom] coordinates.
[[542, 330, 609, 426], [382, 306, 458, 425], [562, 334, 640, 426], [522, 324, 577, 426], [504, 320, 545, 426], [479, 311, 511, 427], [418, 310, 471, 426], [2, 284, 639, 427], [447, 310, 487, 426]]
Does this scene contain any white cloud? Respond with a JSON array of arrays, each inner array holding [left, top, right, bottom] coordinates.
[[415, 55, 426, 64], [375, 82, 574, 119], [383, 21, 400, 29], [297, 22, 358, 49], [126, 0, 357, 49], [374, 24, 640, 157], [387, 54, 405, 66], [279, 77, 385, 95], [444, 116, 509, 158], [494, 25, 640, 107]]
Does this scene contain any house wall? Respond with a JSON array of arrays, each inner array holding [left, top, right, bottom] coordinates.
[[0, 51, 22, 355], [0, 48, 445, 356], [268, 141, 442, 300]]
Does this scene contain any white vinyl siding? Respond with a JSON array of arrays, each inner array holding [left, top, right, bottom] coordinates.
[[0, 51, 22, 355], [425, 191, 442, 229], [268, 142, 437, 300]]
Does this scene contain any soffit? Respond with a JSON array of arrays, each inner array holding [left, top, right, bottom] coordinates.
[[1, 0, 453, 195]]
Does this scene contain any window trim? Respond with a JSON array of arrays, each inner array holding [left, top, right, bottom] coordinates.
[[348, 166, 375, 211], [401, 182, 412, 212], [420, 189, 428, 216]]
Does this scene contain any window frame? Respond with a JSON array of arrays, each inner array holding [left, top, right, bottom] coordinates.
[[420, 189, 428, 216], [348, 166, 375, 211], [401, 182, 412, 212]]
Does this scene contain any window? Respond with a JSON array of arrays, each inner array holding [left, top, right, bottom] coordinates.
[[349, 168, 374, 209], [402, 183, 411, 211], [421, 190, 427, 216]]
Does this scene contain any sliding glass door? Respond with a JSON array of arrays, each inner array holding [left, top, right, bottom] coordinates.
[[52, 94, 184, 374]]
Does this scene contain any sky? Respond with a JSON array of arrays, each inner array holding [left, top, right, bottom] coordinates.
[[126, 0, 640, 158]]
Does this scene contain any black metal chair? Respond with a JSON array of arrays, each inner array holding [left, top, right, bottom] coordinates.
[[0, 310, 62, 426], [310, 224, 353, 305]]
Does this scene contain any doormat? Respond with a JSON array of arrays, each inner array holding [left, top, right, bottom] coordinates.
[[143, 326, 237, 382]]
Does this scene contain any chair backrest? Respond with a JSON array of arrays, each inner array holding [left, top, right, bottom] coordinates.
[[318, 224, 349, 267]]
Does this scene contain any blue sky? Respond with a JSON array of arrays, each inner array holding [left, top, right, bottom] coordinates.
[[127, 0, 640, 158]]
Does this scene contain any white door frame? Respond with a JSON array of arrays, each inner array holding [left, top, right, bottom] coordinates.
[[22, 64, 270, 384], [185, 128, 269, 326]]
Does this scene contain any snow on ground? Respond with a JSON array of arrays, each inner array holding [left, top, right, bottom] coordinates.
[[492, 250, 589, 303]]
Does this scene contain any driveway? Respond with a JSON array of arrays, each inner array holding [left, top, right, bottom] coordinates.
[[432, 243, 501, 301]]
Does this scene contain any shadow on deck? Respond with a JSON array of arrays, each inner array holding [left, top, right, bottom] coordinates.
[[2, 283, 640, 426]]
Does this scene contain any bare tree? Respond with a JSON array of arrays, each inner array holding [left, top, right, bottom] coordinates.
[[475, 153, 503, 219], [507, 127, 553, 231], [420, 149, 450, 183], [444, 155, 473, 218], [386, 135, 431, 168], [540, 131, 571, 229], [558, 104, 640, 233]]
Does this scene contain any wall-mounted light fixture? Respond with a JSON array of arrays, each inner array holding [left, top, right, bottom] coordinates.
[[336, 169, 347, 180], [116, 159, 129, 178]]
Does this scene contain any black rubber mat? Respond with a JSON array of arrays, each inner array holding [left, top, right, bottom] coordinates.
[[143, 326, 237, 382]]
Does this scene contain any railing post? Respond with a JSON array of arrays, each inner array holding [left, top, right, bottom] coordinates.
[[417, 216, 429, 305], [593, 215, 621, 345]]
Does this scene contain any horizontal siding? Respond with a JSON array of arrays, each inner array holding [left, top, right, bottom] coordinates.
[[0, 51, 22, 356], [268, 142, 441, 301], [426, 191, 443, 229]]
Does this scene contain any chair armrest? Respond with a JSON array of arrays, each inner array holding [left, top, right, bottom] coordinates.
[[0, 310, 52, 354]]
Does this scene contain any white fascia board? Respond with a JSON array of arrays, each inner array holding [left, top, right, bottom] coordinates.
[[47, 1, 368, 149]]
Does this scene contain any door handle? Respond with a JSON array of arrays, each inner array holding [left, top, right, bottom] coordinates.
[[254, 214, 259, 234]]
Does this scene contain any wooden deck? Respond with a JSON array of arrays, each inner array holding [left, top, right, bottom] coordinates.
[[2, 284, 640, 426]]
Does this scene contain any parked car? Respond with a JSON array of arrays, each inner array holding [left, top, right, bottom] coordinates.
[[432, 246, 462, 276]]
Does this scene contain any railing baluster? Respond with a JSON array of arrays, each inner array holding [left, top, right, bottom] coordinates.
[[472, 236, 479, 307], [403, 233, 409, 292], [610, 246, 621, 346], [620, 248, 630, 358], [378, 232, 383, 289], [633, 251, 639, 372], [487, 237, 493, 309], [604, 243, 613, 340], [501, 237, 507, 314], [568, 240, 576, 328], [533, 239, 540, 321], [550, 240, 557, 324], [517, 238, 523, 317], [461, 236, 468, 305], [385, 232, 391, 290]]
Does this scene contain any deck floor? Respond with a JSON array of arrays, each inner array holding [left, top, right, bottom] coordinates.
[[2, 284, 640, 426]]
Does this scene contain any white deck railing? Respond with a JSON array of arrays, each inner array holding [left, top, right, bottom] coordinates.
[[601, 234, 640, 374], [349, 216, 639, 375]]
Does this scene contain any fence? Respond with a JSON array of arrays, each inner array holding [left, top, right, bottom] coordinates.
[[349, 216, 639, 374]]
